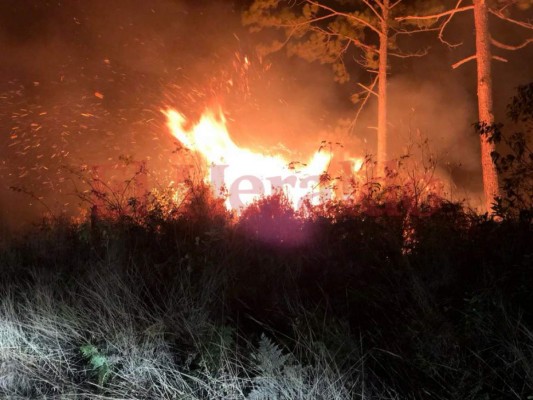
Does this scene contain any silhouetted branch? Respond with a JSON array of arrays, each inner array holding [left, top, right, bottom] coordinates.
[[9, 186, 54, 217]]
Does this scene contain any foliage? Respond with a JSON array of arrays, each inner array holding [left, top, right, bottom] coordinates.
[[1, 187, 532, 398], [248, 334, 304, 400], [479, 83, 533, 219], [80, 344, 111, 387], [64, 159, 150, 223], [237, 191, 307, 246], [243, 0, 438, 82], [508, 82, 533, 126]]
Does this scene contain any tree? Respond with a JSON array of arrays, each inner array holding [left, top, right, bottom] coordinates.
[[243, 0, 436, 178], [398, 0, 533, 213]]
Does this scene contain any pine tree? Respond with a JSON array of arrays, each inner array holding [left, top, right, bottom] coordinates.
[[243, 0, 438, 178], [398, 0, 533, 213]]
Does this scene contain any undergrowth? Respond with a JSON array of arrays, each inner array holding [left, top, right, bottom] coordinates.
[[0, 181, 532, 399]]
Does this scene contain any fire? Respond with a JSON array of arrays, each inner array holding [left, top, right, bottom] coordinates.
[[163, 107, 335, 210]]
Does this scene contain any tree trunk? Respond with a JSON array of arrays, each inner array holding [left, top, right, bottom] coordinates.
[[473, 0, 500, 213], [376, 0, 389, 178]]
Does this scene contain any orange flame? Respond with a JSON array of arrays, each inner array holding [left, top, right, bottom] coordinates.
[[163, 107, 336, 210]]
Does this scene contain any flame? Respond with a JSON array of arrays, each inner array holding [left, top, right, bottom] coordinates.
[[163, 107, 334, 210], [350, 157, 364, 173]]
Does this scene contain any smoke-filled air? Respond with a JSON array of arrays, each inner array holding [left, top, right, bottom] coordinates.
[[1, 0, 530, 228], [1, 2, 533, 399]]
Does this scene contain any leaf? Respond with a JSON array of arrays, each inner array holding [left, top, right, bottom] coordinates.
[[80, 343, 111, 386], [253, 333, 290, 374], [80, 344, 98, 358], [91, 355, 108, 369]]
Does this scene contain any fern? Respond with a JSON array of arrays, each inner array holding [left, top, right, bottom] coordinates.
[[80, 344, 110, 386], [248, 334, 309, 400], [253, 334, 291, 375]]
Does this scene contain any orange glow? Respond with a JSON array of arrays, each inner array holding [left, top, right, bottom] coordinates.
[[163, 107, 361, 210]]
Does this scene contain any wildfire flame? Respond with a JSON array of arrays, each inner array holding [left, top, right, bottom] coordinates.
[[163, 107, 338, 210]]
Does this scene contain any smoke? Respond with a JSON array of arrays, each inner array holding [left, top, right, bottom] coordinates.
[[0, 0, 531, 228], [0, 0, 244, 228]]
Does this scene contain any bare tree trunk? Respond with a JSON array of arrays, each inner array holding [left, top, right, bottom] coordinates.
[[473, 0, 500, 212], [376, 0, 389, 178]]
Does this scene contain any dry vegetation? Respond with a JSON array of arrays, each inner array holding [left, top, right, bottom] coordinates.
[[1, 177, 532, 399], [0, 85, 532, 399]]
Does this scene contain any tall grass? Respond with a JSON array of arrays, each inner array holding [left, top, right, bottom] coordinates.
[[0, 261, 371, 399]]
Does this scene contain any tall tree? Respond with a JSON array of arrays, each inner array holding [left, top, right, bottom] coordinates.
[[243, 0, 434, 178], [398, 0, 533, 213]]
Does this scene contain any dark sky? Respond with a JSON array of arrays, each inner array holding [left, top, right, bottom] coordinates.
[[0, 0, 531, 228]]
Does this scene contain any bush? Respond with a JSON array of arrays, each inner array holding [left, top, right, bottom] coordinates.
[[481, 82, 533, 219]]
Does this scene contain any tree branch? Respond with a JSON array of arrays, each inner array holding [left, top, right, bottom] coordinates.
[[392, 26, 440, 35], [489, 8, 533, 30], [306, 0, 382, 36], [362, 0, 384, 23], [390, 0, 403, 10], [452, 54, 476, 69], [350, 75, 379, 133], [396, 5, 473, 22], [438, 0, 465, 47], [389, 47, 430, 58], [308, 24, 378, 53], [491, 37, 533, 50], [358, 81, 379, 97], [340, 37, 352, 58], [451, 54, 508, 69], [373, 0, 385, 11], [495, 0, 521, 14], [280, 12, 341, 29], [493, 55, 508, 63]]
